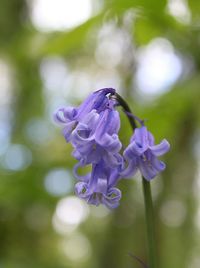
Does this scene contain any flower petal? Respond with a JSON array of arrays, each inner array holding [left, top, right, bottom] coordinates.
[[138, 159, 157, 180], [103, 152, 123, 169], [131, 126, 149, 150], [149, 139, 170, 156], [95, 109, 120, 142], [81, 109, 100, 130], [120, 158, 138, 178], [108, 168, 121, 188], [151, 156, 166, 171], [72, 149, 82, 161], [73, 162, 91, 182], [97, 133, 122, 153], [148, 131, 155, 146], [95, 177, 108, 194], [62, 121, 77, 142], [87, 193, 101, 206], [71, 125, 94, 145], [124, 141, 147, 157], [84, 146, 103, 164], [76, 90, 111, 120], [54, 107, 77, 123], [102, 187, 122, 209], [75, 182, 90, 198]]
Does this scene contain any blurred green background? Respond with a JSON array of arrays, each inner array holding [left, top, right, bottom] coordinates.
[[1, 0, 200, 267]]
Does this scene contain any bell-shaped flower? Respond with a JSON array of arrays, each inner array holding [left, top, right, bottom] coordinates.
[[122, 126, 170, 180], [70, 100, 122, 168], [75, 160, 122, 209], [54, 88, 115, 142]]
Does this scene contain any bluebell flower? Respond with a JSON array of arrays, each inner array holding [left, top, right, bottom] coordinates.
[[75, 160, 121, 209], [122, 126, 170, 180], [54, 88, 115, 142], [54, 88, 123, 208], [54, 88, 170, 209], [71, 100, 122, 167]]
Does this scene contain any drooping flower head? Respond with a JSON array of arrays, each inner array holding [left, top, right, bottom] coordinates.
[[54, 88, 170, 208], [75, 160, 121, 209], [54, 88, 115, 142], [54, 88, 124, 209], [122, 126, 170, 180], [71, 99, 122, 166]]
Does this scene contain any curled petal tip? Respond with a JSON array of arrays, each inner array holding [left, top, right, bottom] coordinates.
[[150, 139, 170, 157]]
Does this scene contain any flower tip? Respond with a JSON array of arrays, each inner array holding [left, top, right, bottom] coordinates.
[[161, 139, 171, 154], [53, 108, 63, 123], [96, 87, 116, 95]]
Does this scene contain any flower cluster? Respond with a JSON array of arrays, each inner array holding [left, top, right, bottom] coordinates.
[[54, 88, 123, 208], [54, 88, 170, 208]]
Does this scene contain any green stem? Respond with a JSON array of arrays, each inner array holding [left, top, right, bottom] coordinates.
[[142, 178, 157, 268], [115, 93, 157, 268]]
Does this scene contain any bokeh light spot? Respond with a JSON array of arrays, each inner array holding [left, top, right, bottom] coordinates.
[[56, 197, 89, 225], [25, 118, 53, 145], [61, 233, 91, 262], [4, 144, 32, 171], [44, 168, 72, 196], [30, 0, 93, 32], [167, 0, 191, 24], [188, 256, 200, 268], [90, 205, 110, 218], [40, 57, 69, 93], [53, 196, 89, 234], [136, 38, 182, 96], [160, 199, 186, 227], [0, 125, 10, 156]]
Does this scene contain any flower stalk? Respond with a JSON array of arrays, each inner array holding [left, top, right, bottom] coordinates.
[[54, 88, 169, 268], [116, 93, 157, 268], [142, 178, 157, 268]]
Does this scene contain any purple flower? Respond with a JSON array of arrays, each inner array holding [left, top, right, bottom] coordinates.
[[70, 100, 122, 167], [54, 88, 170, 209], [54, 88, 123, 208], [122, 126, 170, 180], [75, 160, 121, 209], [54, 88, 115, 142]]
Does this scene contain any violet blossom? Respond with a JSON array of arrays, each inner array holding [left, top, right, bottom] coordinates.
[[54, 88, 170, 208], [122, 126, 170, 180], [75, 160, 121, 209], [54, 88, 123, 208], [70, 100, 122, 167], [54, 88, 115, 142]]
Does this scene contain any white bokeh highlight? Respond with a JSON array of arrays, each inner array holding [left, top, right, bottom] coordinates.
[[25, 118, 53, 145], [167, 0, 191, 24], [53, 196, 89, 234], [30, 0, 93, 31], [136, 38, 182, 96], [0, 60, 12, 156], [44, 168, 72, 196], [61, 233, 91, 262], [4, 144, 32, 171]]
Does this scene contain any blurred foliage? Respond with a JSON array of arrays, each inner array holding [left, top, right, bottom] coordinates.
[[1, 0, 200, 268]]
